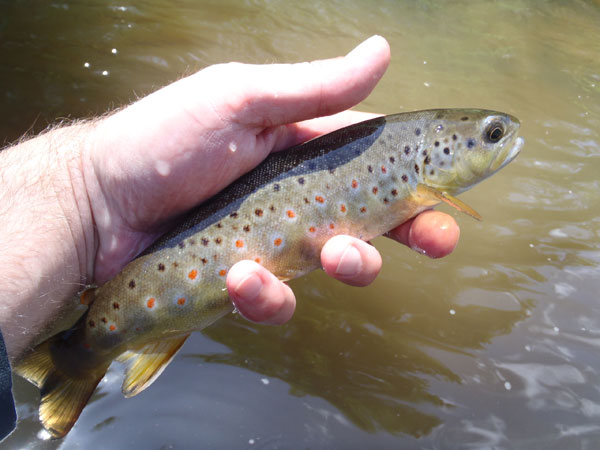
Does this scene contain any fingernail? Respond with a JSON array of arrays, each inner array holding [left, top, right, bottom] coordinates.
[[234, 272, 263, 301], [335, 245, 362, 276]]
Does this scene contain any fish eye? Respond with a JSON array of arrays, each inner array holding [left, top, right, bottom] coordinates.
[[485, 122, 505, 143]]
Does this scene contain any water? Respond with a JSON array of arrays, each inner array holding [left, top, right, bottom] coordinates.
[[2, 0, 600, 448]]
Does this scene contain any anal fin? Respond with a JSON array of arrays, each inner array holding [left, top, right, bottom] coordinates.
[[417, 184, 482, 221], [118, 334, 190, 398]]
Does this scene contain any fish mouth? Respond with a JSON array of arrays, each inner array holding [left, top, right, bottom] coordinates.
[[492, 136, 524, 172]]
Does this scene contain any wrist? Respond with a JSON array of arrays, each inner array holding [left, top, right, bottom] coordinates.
[[0, 123, 96, 359]]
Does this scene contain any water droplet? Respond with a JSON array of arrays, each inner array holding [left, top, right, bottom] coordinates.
[[261, 378, 270, 385], [111, 48, 118, 54], [504, 381, 512, 390], [155, 160, 171, 176], [83, 62, 90, 68], [102, 70, 109, 76], [228, 141, 237, 152], [449, 309, 456, 315]]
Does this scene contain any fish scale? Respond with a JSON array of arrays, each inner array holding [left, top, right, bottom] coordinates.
[[15, 108, 524, 438]]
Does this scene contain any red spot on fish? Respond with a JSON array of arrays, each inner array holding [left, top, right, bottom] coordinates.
[[381, 166, 387, 174], [147, 298, 156, 309], [287, 210, 296, 218], [360, 207, 367, 213], [188, 269, 198, 280], [309, 226, 316, 233], [351, 180, 358, 188], [315, 196, 324, 203], [177, 297, 186, 305], [219, 269, 227, 277], [255, 209, 263, 217], [109, 324, 116, 332], [112, 302, 120, 310], [254, 257, 262, 264], [391, 189, 398, 196], [372, 187, 378, 194], [236, 240, 244, 248], [274, 238, 282, 247], [329, 223, 335, 230], [340, 204, 347, 213]]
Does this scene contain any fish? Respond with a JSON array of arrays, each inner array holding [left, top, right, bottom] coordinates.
[[15, 108, 524, 438]]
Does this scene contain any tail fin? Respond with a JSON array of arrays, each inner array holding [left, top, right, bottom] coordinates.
[[14, 340, 108, 439]]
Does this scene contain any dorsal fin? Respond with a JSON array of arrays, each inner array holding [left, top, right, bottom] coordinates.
[[118, 334, 190, 398]]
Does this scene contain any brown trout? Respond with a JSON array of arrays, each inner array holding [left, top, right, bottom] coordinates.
[[16, 109, 523, 438]]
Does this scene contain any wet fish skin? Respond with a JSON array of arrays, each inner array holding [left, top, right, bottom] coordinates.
[[15, 109, 523, 438]]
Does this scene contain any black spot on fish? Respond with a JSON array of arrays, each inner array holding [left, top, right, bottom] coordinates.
[[173, 262, 179, 268], [269, 205, 276, 211], [158, 263, 165, 271], [461, 116, 469, 121], [467, 138, 476, 148], [444, 147, 450, 155], [328, 167, 336, 174], [201, 238, 209, 246], [230, 212, 238, 218], [89, 320, 95, 328], [404, 145, 411, 155], [434, 141, 440, 147], [415, 128, 421, 136], [243, 225, 250, 232], [389, 156, 396, 164], [215, 237, 222, 244], [422, 150, 428, 156], [113, 302, 120, 310], [217, 223, 223, 228], [391, 189, 398, 196], [452, 134, 458, 141], [178, 242, 185, 249], [304, 197, 310, 204], [401, 174, 408, 183], [273, 184, 280, 192], [128, 280, 136, 289], [414, 164, 420, 174], [298, 177, 305, 185], [201, 257, 208, 264], [368, 165, 373, 173], [430, 169, 435, 175], [424, 156, 431, 165], [384, 198, 389, 204], [189, 239, 195, 245], [101, 317, 107, 324], [255, 209, 263, 216]]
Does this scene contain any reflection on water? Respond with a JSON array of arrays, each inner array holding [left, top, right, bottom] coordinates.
[[3, 0, 600, 448]]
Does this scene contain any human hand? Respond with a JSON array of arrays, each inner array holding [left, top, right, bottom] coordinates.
[[83, 35, 459, 325]]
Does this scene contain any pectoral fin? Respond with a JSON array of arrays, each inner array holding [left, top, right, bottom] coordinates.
[[417, 184, 482, 221], [118, 333, 190, 398]]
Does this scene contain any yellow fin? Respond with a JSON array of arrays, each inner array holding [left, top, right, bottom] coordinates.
[[119, 334, 190, 398], [416, 184, 482, 221], [79, 287, 96, 306], [14, 339, 108, 439]]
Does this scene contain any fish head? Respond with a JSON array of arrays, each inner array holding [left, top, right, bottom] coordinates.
[[419, 109, 523, 195]]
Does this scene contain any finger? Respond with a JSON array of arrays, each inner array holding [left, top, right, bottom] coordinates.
[[227, 260, 296, 325], [386, 210, 460, 258], [207, 35, 391, 127], [321, 235, 382, 287]]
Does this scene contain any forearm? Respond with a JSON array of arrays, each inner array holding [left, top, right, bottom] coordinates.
[[0, 124, 95, 361]]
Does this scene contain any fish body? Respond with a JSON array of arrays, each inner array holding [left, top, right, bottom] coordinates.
[[16, 109, 523, 437]]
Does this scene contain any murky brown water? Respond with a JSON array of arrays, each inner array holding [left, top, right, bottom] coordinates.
[[2, 0, 600, 448]]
